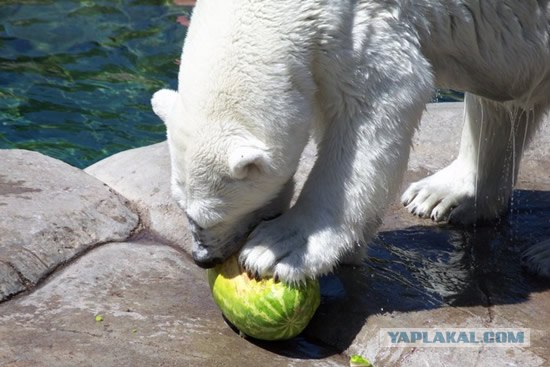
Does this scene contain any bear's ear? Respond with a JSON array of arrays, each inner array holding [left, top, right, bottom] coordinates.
[[228, 142, 272, 180], [151, 89, 179, 124]]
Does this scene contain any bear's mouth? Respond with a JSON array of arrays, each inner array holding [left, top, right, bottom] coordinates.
[[192, 244, 223, 268], [192, 212, 283, 268], [192, 233, 246, 268], [261, 212, 282, 222]]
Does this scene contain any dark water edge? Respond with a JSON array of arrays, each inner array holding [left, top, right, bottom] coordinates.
[[0, 1, 463, 169], [434, 89, 464, 103]]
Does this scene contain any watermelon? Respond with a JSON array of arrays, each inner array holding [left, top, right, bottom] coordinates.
[[207, 256, 320, 341]]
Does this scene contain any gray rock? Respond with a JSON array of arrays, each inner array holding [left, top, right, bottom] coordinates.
[[0, 262, 25, 300], [410, 102, 550, 186], [0, 242, 347, 367], [85, 142, 193, 254], [0, 150, 139, 301], [408, 102, 464, 171]]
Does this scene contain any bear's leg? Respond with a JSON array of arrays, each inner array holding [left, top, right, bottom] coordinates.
[[240, 45, 434, 283], [402, 93, 546, 224]]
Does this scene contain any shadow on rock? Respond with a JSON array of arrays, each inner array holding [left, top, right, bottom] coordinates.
[[304, 189, 550, 351], [220, 314, 341, 360]]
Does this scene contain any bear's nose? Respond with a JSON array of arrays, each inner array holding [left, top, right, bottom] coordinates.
[[192, 245, 222, 269]]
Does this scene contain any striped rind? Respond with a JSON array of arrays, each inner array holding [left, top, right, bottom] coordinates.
[[207, 257, 320, 341]]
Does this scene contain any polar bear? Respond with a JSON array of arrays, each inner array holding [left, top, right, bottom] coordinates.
[[152, 0, 550, 283]]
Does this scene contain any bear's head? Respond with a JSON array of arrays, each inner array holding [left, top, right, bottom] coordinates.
[[152, 89, 298, 268]]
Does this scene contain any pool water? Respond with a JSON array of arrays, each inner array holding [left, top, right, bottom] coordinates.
[[1, 0, 191, 168], [0, 0, 462, 169]]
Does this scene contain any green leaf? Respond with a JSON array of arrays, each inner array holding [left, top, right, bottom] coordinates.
[[349, 354, 373, 367]]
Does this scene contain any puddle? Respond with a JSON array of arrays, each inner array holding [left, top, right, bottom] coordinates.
[[300, 189, 550, 351], [219, 190, 550, 357]]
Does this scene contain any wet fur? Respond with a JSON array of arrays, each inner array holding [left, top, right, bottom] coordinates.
[[153, 0, 550, 282]]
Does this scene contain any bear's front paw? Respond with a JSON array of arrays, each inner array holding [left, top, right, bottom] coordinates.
[[239, 212, 337, 284]]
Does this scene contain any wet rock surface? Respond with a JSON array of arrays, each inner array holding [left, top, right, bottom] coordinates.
[[305, 103, 550, 365], [0, 103, 549, 366]]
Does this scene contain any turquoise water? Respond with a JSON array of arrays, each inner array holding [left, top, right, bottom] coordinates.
[[0, 0, 191, 168], [0, 1, 462, 169]]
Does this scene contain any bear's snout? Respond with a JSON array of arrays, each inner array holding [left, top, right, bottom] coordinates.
[[192, 243, 223, 269], [187, 215, 210, 249]]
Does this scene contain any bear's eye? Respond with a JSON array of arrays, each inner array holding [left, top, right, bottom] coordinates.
[[185, 213, 204, 232]]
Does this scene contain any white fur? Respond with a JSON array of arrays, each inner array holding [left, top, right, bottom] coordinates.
[[402, 95, 547, 223], [153, 0, 550, 283]]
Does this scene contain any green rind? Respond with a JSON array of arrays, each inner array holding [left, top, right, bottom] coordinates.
[[207, 257, 320, 341]]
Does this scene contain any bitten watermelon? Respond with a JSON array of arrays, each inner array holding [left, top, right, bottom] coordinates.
[[207, 256, 320, 341]]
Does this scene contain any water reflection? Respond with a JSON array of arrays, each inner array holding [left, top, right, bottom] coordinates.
[[229, 190, 548, 358], [298, 189, 550, 353]]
